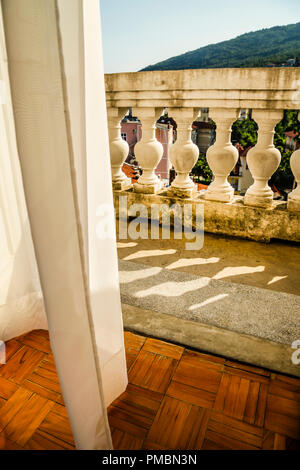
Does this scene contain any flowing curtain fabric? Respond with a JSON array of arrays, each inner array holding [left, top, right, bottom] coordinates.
[[1, 0, 127, 449], [0, 14, 47, 340]]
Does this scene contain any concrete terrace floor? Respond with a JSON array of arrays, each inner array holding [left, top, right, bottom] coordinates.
[[117, 232, 300, 296], [117, 230, 300, 376]]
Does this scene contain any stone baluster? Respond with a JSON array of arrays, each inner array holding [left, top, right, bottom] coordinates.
[[134, 108, 164, 194], [204, 108, 239, 202], [244, 110, 282, 208], [288, 145, 300, 212], [167, 108, 199, 198], [107, 108, 132, 190]]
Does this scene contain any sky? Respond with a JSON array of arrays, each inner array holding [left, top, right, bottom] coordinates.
[[100, 0, 299, 73]]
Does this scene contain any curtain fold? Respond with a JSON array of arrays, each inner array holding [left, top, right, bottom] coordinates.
[[1, 0, 127, 449], [0, 9, 47, 340]]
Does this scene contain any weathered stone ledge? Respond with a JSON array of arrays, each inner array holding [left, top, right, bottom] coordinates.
[[122, 302, 300, 378], [113, 188, 300, 243]]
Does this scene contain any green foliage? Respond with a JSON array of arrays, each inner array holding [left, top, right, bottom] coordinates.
[[191, 153, 213, 182], [231, 110, 298, 190], [271, 110, 299, 189], [231, 118, 258, 147], [141, 22, 300, 71], [270, 150, 294, 190], [274, 110, 300, 151], [192, 111, 299, 189]]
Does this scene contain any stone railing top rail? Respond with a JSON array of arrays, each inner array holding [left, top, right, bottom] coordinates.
[[105, 68, 300, 110]]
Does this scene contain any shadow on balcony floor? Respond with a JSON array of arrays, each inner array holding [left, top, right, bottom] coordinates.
[[117, 231, 300, 377], [117, 231, 300, 296]]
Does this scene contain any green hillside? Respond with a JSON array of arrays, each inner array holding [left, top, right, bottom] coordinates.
[[141, 22, 300, 71]]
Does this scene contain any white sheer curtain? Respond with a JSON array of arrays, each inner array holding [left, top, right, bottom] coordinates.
[[0, 12, 47, 340], [1, 0, 127, 450]]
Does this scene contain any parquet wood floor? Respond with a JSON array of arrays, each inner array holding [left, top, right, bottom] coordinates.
[[0, 329, 300, 450]]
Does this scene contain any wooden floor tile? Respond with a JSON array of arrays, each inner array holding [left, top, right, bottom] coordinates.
[[107, 384, 162, 438], [203, 430, 259, 450], [286, 436, 300, 450], [124, 331, 146, 351], [0, 376, 18, 400], [225, 360, 271, 378], [129, 350, 178, 393], [2, 329, 300, 451], [111, 428, 143, 450], [166, 380, 215, 409], [191, 351, 225, 365], [224, 365, 269, 384], [0, 339, 23, 363], [0, 346, 45, 385], [112, 383, 163, 415], [24, 361, 61, 398], [262, 430, 300, 450], [268, 375, 300, 402], [177, 406, 210, 449], [172, 350, 223, 395], [3, 394, 55, 446], [142, 439, 169, 450], [22, 378, 59, 402], [265, 393, 300, 439], [125, 352, 136, 371], [209, 410, 264, 437], [232, 378, 250, 420], [56, 394, 65, 406], [275, 374, 300, 388], [51, 403, 69, 418], [207, 411, 263, 448], [124, 332, 147, 371], [0, 433, 24, 450], [25, 429, 75, 450], [147, 396, 192, 449], [214, 372, 231, 411], [0, 387, 33, 432], [18, 330, 51, 354], [143, 337, 184, 360], [223, 375, 242, 417], [146, 396, 210, 450], [214, 373, 268, 426], [202, 438, 230, 450], [108, 405, 151, 438], [38, 409, 75, 446], [255, 383, 268, 427], [243, 381, 261, 424], [38, 356, 57, 374], [262, 430, 276, 450]]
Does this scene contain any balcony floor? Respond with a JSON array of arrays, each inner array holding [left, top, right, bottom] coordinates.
[[0, 329, 300, 450], [117, 231, 300, 376], [117, 231, 300, 296]]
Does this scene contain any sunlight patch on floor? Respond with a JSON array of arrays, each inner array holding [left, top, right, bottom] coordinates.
[[135, 278, 210, 298], [212, 265, 265, 280], [117, 241, 138, 248], [165, 257, 220, 270], [119, 266, 162, 283], [189, 293, 229, 310], [123, 249, 177, 261], [267, 275, 288, 285]]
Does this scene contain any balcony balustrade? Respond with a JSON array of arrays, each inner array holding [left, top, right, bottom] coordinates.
[[105, 69, 300, 242]]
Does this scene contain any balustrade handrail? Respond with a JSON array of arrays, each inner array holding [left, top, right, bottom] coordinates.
[[105, 68, 300, 211], [105, 68, 300, 110]]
